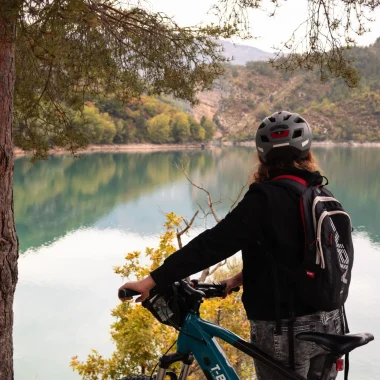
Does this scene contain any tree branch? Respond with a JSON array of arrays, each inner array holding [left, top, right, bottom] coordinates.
[[178, 159, 222, 223], [228, 182, 247, 212], [176, 210, 199, 249]]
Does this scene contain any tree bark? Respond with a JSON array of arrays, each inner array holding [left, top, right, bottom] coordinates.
[[0, 8, 18, 380]]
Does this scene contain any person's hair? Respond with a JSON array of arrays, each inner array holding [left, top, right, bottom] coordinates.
[[251, 150, 321, 184]]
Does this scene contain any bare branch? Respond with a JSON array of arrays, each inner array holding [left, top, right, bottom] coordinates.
[[229, 182, 248, 212], [178, 160, 222, 223], [209, 260, 227, 276], [176, 210, 199, 249], [198, 260, 227, 282], [198, 268, 210, 283]]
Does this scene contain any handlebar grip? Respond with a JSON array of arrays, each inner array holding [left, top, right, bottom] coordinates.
[[118, 288, 140, 298]]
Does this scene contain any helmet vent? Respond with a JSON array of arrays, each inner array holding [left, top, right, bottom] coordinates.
[[268, 117, 276, 122], [261, 135, 270, 143], [294, 117, 306, 123], [283, 114, 291, 121], [292, 129, 303, 138], [258, 122, 266, 129]]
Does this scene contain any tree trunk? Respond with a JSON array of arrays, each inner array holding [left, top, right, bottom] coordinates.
[[0, 8, 18, 380]]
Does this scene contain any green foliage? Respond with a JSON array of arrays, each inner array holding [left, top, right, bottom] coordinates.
[[12, 0, 234, 158], [189, 117, 206, 142], [201, 117, 217, 141], [247, 81, 254, 91], [15, 95, 215, 146], [171, 113, 191, 143], [74, 105, 116, 144], [147, 114, 171, 143]]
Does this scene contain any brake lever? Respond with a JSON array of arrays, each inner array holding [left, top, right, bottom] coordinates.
[[181, 280, 206, 298]]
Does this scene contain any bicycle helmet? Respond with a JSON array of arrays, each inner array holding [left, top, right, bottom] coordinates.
[[255, 111, 312, 163]]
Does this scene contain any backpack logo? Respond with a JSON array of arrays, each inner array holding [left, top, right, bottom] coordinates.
[[330, 218, 349, 285]]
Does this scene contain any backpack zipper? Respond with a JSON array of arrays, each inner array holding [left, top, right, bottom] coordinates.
[[312, 196, 341, 233]]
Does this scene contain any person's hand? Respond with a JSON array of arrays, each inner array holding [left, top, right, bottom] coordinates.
[[118, 275, 156, 303], [220, 271, 243, 298]]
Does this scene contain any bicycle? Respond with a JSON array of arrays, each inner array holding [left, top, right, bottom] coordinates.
[[118, 280, 374, 380]]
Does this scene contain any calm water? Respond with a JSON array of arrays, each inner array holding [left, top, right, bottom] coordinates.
[[13, 147, 380, 379]]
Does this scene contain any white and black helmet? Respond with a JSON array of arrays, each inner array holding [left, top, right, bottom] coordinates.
[[255, 111, 312, 163]]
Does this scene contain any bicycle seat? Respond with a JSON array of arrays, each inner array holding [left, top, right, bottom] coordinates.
[[296, 332, 374, 355]]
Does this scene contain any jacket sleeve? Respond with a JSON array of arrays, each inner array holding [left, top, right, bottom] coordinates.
[[150, 188, 266, 291]]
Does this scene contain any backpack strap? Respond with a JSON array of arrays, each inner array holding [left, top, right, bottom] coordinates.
[[271, 175, 309, 194]]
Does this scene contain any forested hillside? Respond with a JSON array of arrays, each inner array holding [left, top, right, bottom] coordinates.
[[14, 95, 216, 148], [14, 39, 380, 147], [194, 37, 380, 142]]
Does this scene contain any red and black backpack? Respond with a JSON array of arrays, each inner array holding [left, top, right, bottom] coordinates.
[[264, 174, 354, 373], [270, 175, 354, 312]]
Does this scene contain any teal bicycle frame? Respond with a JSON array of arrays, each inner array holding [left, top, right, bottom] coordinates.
[[155, 312, 306, 380]]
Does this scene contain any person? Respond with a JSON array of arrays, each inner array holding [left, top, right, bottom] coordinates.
[[119, 111, 344, 380]]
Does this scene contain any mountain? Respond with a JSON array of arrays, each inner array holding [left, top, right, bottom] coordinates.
[[193, 38, 380, 142], [220, 40, 274, 65]]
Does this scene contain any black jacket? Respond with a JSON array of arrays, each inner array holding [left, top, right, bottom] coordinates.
[[150, 168, 324, 320]]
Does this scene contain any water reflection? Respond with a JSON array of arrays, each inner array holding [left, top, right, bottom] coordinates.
[[14, 151, 216, 252], [14, 147, 380, 253]]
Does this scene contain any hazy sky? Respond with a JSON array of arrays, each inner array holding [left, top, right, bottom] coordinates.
[[142, 0, 380, 52]]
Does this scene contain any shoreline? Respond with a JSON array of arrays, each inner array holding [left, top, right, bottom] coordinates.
[[14, 140, 380, 157], [13, 143, 211, 158]]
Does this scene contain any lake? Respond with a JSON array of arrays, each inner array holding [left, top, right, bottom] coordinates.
[[13, 147, 380, 379]]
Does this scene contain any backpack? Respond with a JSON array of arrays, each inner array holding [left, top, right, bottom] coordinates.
[[270, 174, 354, 312]]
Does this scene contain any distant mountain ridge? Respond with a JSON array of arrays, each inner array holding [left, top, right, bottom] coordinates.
[[220, 40, 274, 65], [193, 38, 380, 142]]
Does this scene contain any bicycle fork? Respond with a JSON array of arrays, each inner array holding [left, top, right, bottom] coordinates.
[[155, 352, 194, 380]]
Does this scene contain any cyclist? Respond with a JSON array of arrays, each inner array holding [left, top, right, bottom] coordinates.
[[120, 111, 345, 380]]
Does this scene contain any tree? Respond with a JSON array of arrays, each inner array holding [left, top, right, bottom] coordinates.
[[0, 1, 231, 377], [171, 112, 191, 143], [147, 114, 171, 143], [201, 117, 217, 141], [73, 105, 116, 144], [0, 4, 18, 379]]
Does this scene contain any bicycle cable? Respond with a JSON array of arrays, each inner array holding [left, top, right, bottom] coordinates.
[[149, 339, 177, 380]]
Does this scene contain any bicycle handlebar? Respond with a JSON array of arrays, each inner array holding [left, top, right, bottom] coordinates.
[[118, 281, 241, 300]]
